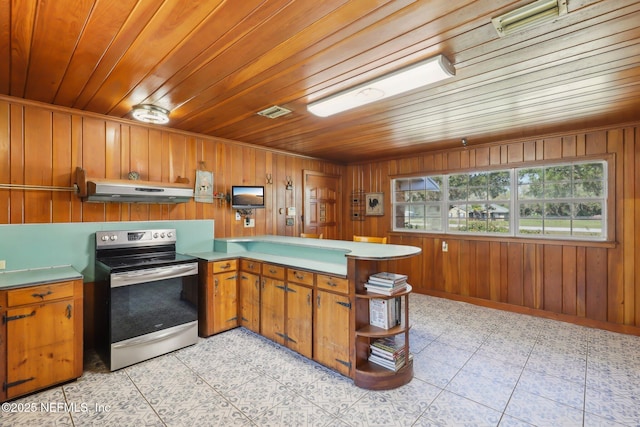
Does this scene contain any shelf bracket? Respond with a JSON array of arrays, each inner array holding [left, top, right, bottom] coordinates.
[[336, 301, 352, 309]]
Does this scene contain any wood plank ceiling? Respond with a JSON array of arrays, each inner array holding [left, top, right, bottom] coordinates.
[[0, 0, 639, 164]]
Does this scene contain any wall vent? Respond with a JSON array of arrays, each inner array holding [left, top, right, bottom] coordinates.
[[257, 105, 292, 119]]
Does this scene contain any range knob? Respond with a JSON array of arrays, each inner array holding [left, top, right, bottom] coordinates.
[[153, 233, 159, 239], [160, 233, 166, 238], [167, 232, 173, 238], [109, 235, 118, 241], [101, 235, 109, 242]]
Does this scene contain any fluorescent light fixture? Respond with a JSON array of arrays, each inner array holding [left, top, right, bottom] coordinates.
[[492, 0, 568, 37], [131, 104, 170, 124], [307, 54, 455, 117]]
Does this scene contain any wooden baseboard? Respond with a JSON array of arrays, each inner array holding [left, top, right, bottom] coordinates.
[[419, 289, 640, 337]]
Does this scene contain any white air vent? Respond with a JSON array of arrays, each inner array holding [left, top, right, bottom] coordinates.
[[492, 0, 568, 37], [257, 105, 292, 119]]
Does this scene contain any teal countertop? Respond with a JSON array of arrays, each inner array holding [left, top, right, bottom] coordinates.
[[0, 265, 83, 290], [189, 235, 421, 277]]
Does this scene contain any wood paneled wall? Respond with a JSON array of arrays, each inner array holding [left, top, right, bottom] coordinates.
[[0, 96, 344, 236], [347, 125, 640, 334]]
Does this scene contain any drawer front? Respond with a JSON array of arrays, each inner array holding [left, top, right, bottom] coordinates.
[[212, 259, 237, 274], [287, 269, 315, 287], [7, 280, 75, 307], [316, 274, 349, 294], [263, 263, 285, 280], [240, 259, 262, 274]]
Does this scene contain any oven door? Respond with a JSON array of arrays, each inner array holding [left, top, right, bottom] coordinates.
[[108, 262, 198, 369]]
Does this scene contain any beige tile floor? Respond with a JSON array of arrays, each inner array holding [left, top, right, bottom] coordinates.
[[2, 293, 639, 426]]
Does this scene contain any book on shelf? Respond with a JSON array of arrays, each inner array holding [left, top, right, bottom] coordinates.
[[371, 335, 406, 355], [369, 298, 400, 329], [369, 272, 408, 283], [367, 272, 408, 286], [368, 352, 413, 372], [364, 282, 408, 296]]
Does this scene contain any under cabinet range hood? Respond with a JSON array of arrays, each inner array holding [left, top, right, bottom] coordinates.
[[75, 168, 193, 203], [83, 179, 193, 203], [85, 180, 193, 203]]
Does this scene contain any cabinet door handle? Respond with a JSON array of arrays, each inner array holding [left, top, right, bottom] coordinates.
[[269, 268, 277, 274], [317, 295, 321, 308], [295, 272, 305, 280], [32, 290, 53, 300], [66, 304, 72, 319], [214, 278, 219, 293], [307, 293, 311, 306], [220, 262, 231, 270], [325, 280, 337, 287]]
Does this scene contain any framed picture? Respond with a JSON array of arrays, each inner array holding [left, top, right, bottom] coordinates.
[[365, 192, 384, 216], [195, 170, 214, 203]]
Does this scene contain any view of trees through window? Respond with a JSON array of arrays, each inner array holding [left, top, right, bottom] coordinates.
[[392, 160, 607, 240]]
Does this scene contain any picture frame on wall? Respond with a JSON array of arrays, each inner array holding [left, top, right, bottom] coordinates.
[[195, 170, 214, 203], [365, 192, 384, 216]]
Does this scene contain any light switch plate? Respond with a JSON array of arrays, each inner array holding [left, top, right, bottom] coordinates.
[[0, 260, 5, 269]]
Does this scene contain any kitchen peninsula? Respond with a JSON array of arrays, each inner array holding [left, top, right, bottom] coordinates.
[[191, 236, 421, 390]]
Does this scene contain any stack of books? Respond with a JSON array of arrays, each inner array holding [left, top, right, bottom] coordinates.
[[364, 272, 408, 295], [368, 336, 412, 371]]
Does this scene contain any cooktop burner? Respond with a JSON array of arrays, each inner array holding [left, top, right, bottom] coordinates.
[[97, 252, 197, 271]]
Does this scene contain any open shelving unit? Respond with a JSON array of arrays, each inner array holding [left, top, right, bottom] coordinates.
[[349, 258, 413, 390]]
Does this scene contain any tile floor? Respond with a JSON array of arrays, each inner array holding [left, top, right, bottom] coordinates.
[[2, 293, 640, 426]]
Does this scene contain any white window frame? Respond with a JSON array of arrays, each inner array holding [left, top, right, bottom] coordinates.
[[391, 159, 608, 241]]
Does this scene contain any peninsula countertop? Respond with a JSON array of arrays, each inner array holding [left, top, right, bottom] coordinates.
[[189, 235, 421, 277]]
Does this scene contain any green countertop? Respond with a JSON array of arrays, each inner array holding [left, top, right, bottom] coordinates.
[[0, 265, 83, 290], [189, 235, 421, 277]]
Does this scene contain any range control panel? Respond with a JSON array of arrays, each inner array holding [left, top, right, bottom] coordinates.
[[95, 229, 176, 249]]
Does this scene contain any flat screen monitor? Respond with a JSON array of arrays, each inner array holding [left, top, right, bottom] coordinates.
[[231, 186, 265, 209]]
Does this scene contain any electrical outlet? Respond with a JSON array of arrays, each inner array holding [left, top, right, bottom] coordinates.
[[244, 218, 255, 228], [0, 260, 5, 270], [442, 241, 448, 252], [235, 211, 241, 220]]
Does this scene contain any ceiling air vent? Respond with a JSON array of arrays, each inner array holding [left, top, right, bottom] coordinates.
[[492, 0, 568, 37], [257, 105, 292, 119]]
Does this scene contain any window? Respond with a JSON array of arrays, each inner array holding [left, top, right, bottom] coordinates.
[[516, 162, 606, 238], [448, 170, 511, 235], [392, 160, 607, 240], [393, 176, 444, 232]]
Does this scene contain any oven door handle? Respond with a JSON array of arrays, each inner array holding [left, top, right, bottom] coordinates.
[[112, 322, 196, 349], [110, 263, 198, 288]]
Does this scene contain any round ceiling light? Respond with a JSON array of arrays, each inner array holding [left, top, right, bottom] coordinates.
[[131, 104, 170, 124]]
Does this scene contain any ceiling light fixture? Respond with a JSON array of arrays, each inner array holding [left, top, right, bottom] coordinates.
[[307, 54, 455, 117], [492, 0, 568, 38], [131, 104, 170, 124]]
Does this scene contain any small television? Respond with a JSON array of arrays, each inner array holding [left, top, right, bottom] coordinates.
[[231, 185, 265, 209]]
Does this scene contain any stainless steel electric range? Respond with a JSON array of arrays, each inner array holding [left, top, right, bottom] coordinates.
[[94, 228, 199, 371]]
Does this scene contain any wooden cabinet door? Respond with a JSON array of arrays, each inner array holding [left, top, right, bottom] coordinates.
[[212, 271, 238, 334], [239, 271, 260, 333], [6, 300, 76, 398], [314, 291, 352, 376], [260, 277, 285, 345], [285, 283, 313, 358]]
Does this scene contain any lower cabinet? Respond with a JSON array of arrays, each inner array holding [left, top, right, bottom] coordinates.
[[199, 259, 239, 337], [199, 259, 352, 379], [239, 271, 261, 333], [260, 264, 313, 358], [314, 289, 351, 376], [1, 279, 83, 402]]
